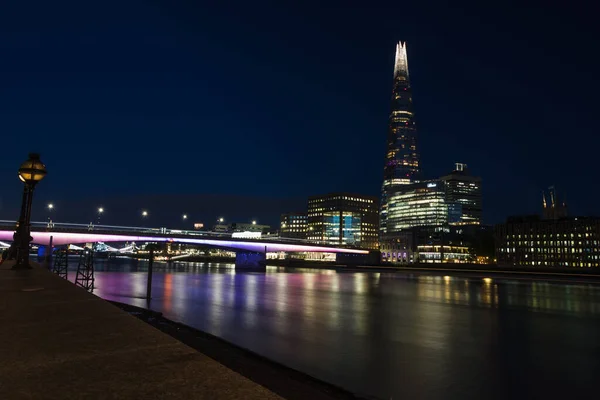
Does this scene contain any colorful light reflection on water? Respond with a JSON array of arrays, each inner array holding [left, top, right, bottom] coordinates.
[[68, 258, 600, 399]]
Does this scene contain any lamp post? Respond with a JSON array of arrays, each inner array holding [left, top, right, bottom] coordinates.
[[97, 207, 104, 225], [13, 153, 47, 269], [47, 203, 54, 228]]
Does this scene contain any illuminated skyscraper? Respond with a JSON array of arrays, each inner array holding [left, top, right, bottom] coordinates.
[[381, 41, 420, 235]]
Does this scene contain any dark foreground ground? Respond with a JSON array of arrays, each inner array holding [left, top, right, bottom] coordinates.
[[0, 260, 281, 400], [112, 301, 367, 400]]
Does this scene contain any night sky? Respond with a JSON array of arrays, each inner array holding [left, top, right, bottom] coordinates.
[[0, 0, 597, 228]]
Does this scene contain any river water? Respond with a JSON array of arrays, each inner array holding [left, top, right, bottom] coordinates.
[[66, 258, 600, 399]]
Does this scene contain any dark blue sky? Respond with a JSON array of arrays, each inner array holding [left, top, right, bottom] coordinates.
[[0, 0, 597, 228]]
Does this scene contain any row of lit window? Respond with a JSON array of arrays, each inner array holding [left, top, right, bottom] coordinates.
[[505, 233, 598, 239], [308, 197, 375, 204], [507, 261, 600, 267], [503, 225, 599, 232], [308, 209, 374, 213], [504, 241, 599, 246], [501, 248, 599, 254], [503, 254, 600, 260], [282, 219, 307, 224]]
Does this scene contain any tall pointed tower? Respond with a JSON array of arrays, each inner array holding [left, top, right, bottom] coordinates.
[[380, 41, 420, 236]]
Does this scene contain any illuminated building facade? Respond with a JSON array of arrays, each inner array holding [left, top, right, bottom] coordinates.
[[414, 225, 473, 263], [280, 213, 307, 239], [380, 161, 485, 263], [386, 180, 447, 231], [495, 216, 600, 268], [307, 193, 379, 250], [381, 225, 475, 264], [380, 41, 420, 236], [440, 163, 482, 225]]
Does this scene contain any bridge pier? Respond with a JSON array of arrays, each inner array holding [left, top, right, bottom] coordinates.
[[235, 251, 266, 272]]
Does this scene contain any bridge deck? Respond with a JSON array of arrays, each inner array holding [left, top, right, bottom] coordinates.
[[0, 261, 280, 399], [0, 222, 369, 254]]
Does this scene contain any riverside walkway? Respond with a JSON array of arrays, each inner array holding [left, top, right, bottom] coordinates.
[[0, 260, 281, 399]]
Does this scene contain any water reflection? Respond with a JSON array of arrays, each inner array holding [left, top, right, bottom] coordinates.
[[68, 258, 600, 399]]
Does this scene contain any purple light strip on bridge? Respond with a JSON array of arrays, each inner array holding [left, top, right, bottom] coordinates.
[[0, 230, 369, 254]]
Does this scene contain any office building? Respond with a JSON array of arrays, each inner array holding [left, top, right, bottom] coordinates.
[[496, 188, 598, 268], [307, 193, 379, 250], [380, 168, 485, 264], [495, 216, 600, 268], [381, 225, 475, 264], [280, 212, 307, 239], [440, 163, 482, 225], [386, 180, 448, 231], [380, 41, 421, 236]]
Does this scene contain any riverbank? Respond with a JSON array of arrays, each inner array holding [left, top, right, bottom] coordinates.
[[111, 302, 366, 400]]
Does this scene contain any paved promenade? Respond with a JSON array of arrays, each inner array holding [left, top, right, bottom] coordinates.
[[0, 260, 281, 399]]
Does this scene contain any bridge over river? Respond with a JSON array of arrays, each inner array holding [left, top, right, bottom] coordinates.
[[0, 220, 370, 269]]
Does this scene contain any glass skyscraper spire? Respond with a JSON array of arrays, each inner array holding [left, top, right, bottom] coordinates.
[[380, 41, 420, 235]]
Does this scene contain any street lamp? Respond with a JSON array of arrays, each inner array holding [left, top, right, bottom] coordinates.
[[252, 220, 257, 225], [142, 210, 148, 218], [13, 153, 47, 269], [218, 217, 224, 223], [97, 207, 104, 225], [182, 214, 188, 220], [47, 203, 54, 227]]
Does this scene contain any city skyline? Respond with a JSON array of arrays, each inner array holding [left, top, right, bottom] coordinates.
[[2, 4, 599, 400], [0, 1, 598, 226]]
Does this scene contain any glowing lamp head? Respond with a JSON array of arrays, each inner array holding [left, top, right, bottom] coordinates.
[[48, 203, 54, 210], [142, 211, 148, 217], [183, 214, 188, 220], [18, 153, 47, 185], [219, 217, 224, 223], [252, 220, 256, 225], [98, 207, 104, 214]]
